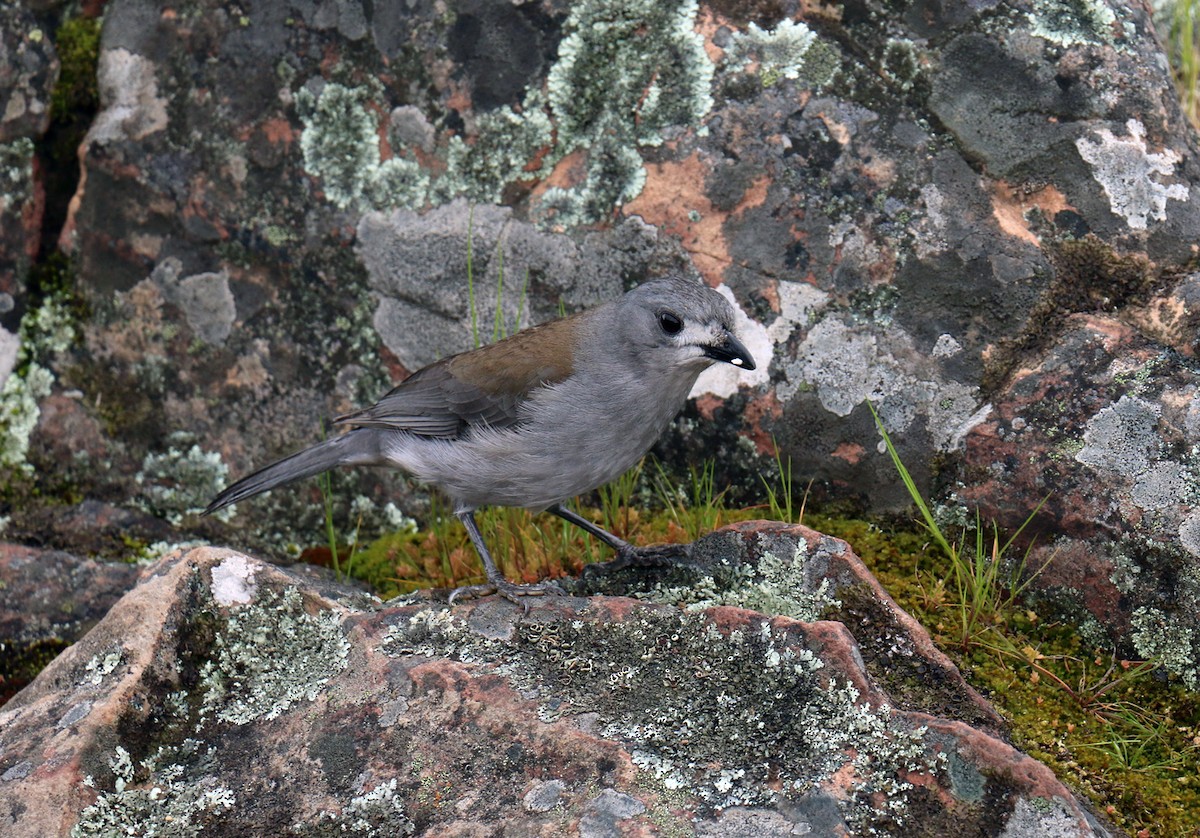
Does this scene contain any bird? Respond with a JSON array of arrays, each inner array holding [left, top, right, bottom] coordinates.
[[203, 275, 757, 603]]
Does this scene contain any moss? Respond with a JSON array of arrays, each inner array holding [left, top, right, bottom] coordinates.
[[50, 17, 102, 123], [384, 606, 941, 828]]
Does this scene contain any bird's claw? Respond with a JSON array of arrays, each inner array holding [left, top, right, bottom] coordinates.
[[582, 542, 693, 578], [448, 577, 565, 608]]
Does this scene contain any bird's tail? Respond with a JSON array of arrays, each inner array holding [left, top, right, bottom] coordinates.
[[203, 430, 384, 515]]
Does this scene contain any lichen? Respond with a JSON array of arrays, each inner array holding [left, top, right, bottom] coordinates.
[[295, 779, 416, 836], [383, 606, 941, 827], [297, 82, 430, 211], [1, 137, 36, 206], [1075, 119, 1189, 230], [72, 747, 235, 838], [724, 19, 838, 88], [296, 0, 717, 227], [1131, 605, 1199, 690], [135, 437, 232, 525], [637, 542, 841, 622], [1028, 0, 1117, 46], [200, 587, 350, 725], [0, 293, 76, 474]]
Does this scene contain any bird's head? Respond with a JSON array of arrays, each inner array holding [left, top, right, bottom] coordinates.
[[617, 276, 757, 374]]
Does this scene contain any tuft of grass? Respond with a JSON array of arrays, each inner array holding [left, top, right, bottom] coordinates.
[[652, 458, 729, 542], [1169, 0, 1200, 127], [760, 439, 809, 524], [868, 401, 1051, 653]]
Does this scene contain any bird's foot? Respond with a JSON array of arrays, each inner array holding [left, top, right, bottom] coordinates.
[[448, 577, 565, 607], [582, 542, 694, 578]]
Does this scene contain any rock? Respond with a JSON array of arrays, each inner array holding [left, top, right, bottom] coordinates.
[[961, 308, 1200, 688], [2, 0, 1197, 694], [0, 542, 138, 703], [0, 528, 1120, 837], [0, 5, 57, 327]]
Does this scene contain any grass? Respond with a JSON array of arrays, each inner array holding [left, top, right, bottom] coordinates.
[[1169, 0, 1200, 127]]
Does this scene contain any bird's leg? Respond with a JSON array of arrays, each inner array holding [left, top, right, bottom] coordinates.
[[448, 510, 564, 606], [546, 504, 693, 577]]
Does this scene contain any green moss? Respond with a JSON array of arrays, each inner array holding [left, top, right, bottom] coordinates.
[[51, 17, 102, 123]]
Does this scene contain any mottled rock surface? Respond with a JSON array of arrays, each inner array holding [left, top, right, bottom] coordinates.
[[0, 527, 1120, 837], [2, 0, 1199, 693], [0, 542, 138, 703]]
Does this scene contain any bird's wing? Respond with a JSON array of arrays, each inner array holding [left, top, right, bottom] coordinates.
[[334, 315, 581, 438]]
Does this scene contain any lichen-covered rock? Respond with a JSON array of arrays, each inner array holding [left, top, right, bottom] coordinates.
[[961, 307, 1200, 689], [0, 4, 57, 325], [3, 0, 1197, 696], [0, 542, 138, 703], [0, 529, 1119, 837]]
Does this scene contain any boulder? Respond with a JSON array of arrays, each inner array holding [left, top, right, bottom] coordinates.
[[0, 526, 1120, 836], [2, 0, 1197, 694]]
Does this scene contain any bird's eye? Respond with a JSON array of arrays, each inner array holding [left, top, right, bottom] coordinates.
[[658, 312, 683, 335]]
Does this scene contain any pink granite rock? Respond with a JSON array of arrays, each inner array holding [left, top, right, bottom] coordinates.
[[0, 526, 1120, 836]]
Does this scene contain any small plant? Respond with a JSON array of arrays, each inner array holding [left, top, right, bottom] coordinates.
[[652, 458, 728, 542], [867, 402, 1051, 653], [760, 440, 809, 523]]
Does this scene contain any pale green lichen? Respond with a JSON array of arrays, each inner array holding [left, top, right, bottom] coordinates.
[[295, 779, 416, 836], [72, 747, 235, 838], [296, 0, 717, 227], [135, 438, 231, 525], [80, 645, 124, 686], [297, 82, 429, 211], [0, 138, 36, 205], [637, 541, 841, 622], [200, 587, 350, 724], [0, 294, 76, 473], [1132, 605, 1199, 690], [1028, 0, 1118, 45], [725, 19, 838, 88], [383, 607, 941, 827]]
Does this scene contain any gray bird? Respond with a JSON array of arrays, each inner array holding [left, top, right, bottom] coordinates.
[[204, 275, 756, 603]]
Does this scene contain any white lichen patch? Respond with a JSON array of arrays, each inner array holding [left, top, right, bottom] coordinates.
[[72, 748, 235, 838], [786, 315, 989, 451], [211, 555, 257, 606], [87, 48, 169, 145], [200, 587, 350, 725], [725, 19, 837, 87], [1075, 393, 1197, 513], [636, 541, 841, 622], [135, 440, 231, 525], [1075, 119, 1189, 230]]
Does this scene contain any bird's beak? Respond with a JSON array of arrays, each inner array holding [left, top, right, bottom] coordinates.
[[703, 330, 756, 370]]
